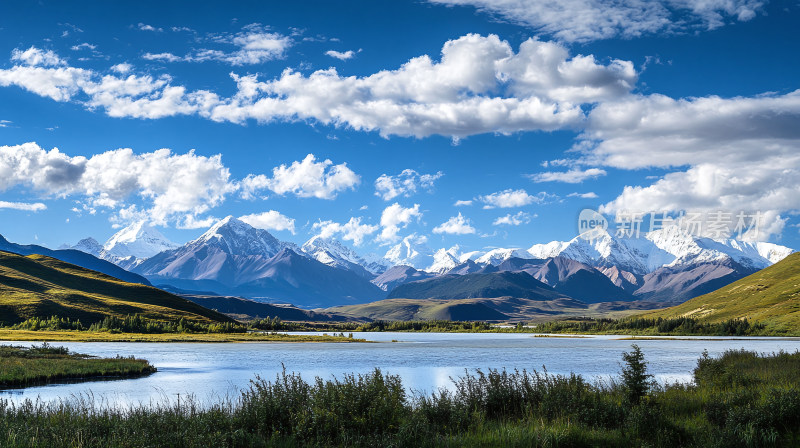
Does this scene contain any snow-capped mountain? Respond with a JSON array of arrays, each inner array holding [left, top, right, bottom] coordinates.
[[68, 221, 178, 270], [133, 216, 383, 307], [524, 226, 794, 275], [103, 221, 179, 260], [476, 248, 536, 266], [384, 234, 434, 269], [426, 246, 461, 274], [71, 237, 103, 257], [301, 235, 388, 277]]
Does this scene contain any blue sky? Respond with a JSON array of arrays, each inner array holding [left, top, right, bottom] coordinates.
[[1, 0, 799, 256]]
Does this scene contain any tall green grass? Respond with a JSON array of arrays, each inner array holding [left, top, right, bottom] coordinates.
[[1, 347, 799, 446], [0, 343, 156, 388]]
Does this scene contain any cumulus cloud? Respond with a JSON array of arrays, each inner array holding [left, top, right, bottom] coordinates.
[[0, 200, 46, 212], [480, 189, 537, 209], [428, 0, 764, 42], [530, 167, 607, 183], [325, 49, 359, 60], [11, 47, 65, 67], [433, 213, 477, 234], [378, 203, 422, 243], [585, 91, 800, 240], [240, 210, 296, 234], [110, 63, 132, 74], [249, 154, 359, 199], [374, 169, 443, 200], [0, 142, 236, 226], [493, 211, 531, 226], [454, 199, 473, 206], [0, 34, 635, 138], [312, 217, 378, 246]]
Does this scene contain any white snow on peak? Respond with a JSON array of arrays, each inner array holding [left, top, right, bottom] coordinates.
[[476, 247, 535, 266], [426, 246, 461, 274], [71, 237, 103, 256], [301, 235, 388, 274], [192, 215, 296, 258], [102, 221, 178, 259], [384, 234, 434, 270]]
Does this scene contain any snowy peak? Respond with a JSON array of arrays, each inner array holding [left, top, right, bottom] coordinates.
[[103, 221, 178, 260], [301, 235, 387, 275], [426, 246, 461, 274], [71, 237, 103, 257], [384, 234, 434, 270], [192, 215, 291, 258], [476, 247, 535, 266]]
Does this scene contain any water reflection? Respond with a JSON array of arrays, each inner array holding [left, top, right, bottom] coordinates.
[[1, 333, 798, 408]]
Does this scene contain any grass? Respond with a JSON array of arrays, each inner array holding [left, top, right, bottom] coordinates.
[[0, 343, 155, 388], [639, 252, 800, 334], [0, 329, 365, 343], [1, 348, 799, 446], [0, 251, 233, 325]]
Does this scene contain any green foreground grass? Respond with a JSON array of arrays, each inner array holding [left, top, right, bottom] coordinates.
[[0, 344, 155, 388], [2, 348, 799, 447]]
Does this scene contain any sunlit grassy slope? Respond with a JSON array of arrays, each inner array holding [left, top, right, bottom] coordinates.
[[640, 252, 800, 333], [0, 251, 233, 325]]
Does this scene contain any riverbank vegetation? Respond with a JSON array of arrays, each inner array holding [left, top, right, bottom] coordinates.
[[1, 348, 799, 446], [0, 315, 362, 342], [0, 343, 155, 388]]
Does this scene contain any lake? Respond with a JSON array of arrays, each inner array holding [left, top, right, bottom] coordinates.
[[2, 332, 799, 408]]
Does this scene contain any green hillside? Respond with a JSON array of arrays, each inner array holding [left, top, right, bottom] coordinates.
[[0, 251, 233, 325], [640, 252, 800, 333]]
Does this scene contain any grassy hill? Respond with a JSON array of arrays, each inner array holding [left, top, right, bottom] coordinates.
[[0, 251, 233, 325], [639, 252, 800, 333]]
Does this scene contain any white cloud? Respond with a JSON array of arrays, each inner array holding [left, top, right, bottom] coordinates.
[[255, 154, 359, 199], [530, 167, 607, 183], [0, 200, 46, 212], [433, 213, 476, 234], [493, 211, 531, 226], [11, 47, 65, 67], [374, 169, 443, 200], [480, 189, 537, 209], [176, 214, 218, 230], [70, 43, 97, 51], [428, 0, 764, 42], [325, 49, 358, 60], [240, 210, 296, 234], [0, 35, 635, 138], [0, 120, 10, 128], [568, 192, 599, 199], [110, 63, 132, 74], [378, 203, 422, 242], [141, 25, 291, 66], [312, 217, 378, 246], [143, 52, 182, 62], [454, 199, 473, 206], [138, 23, 163, 32], [584, 91, 800, 240], [0, 142, 236, 226]]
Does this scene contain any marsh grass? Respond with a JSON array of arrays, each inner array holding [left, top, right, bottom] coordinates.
[[0, 343, 156, 388], [1, 348, 799, 447]]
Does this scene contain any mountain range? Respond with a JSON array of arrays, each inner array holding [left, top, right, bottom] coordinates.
[[53, 217, 794, 314]]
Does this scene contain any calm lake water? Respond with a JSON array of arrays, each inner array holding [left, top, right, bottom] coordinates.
[[3, 332, 800, 408]]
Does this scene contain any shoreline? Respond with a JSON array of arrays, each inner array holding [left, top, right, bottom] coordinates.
[[0, 329, 367, 343]]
